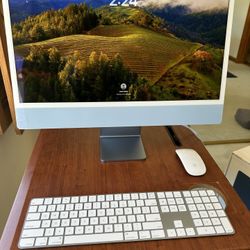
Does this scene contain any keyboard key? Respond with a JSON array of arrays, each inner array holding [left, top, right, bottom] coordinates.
[[114, 194, 122, 200], [35, 237, 47, 247], [186, 228, 195, 236], [19, 238, 35, 248], [173, 192, 182, 198], [167, 198, 175, 205], [109, 216, 118, 224], [161, 206, 169, 213], [213, 203, 223, 210], [62, 197, 71, 204], [124, 223, 132, 231], [176, 228, 186, 237], [207, 190, 215, 196], [71, 197, 79, 203], [111, 201, 119, 208], [80, 218, 89, 226], [145, 199, 157, 206], [142, 207, 150, 214], [125, 231, 138, 240], [183, 191, 191, 197], [104, 224, 113, 232], [165, 192, 174, 198], [45, 228, 54, 236], [151, 230, 165, 238], [142, 222, 163, 230], [131, 193, 139, 200], [31, 199, 44, 206], [85, 226, 94, 234], [169, 205, 178, 212], [139, 230, 151, 239], [55, 227, 64, 236], [215, 225, 225, 234], [199, 190, 207, 196], [191, 212, 199, 219], [89, 195, 97, 202], [186, 198, 194, 204], [178, 205, 187, 212], [26, 213, 40, 221], [197, 226, 216, 235], [24, 220, 41, 229], [95, 225, 104, 233], [127, 215, 136, 223], [210, 196, 219, 203], [194, 197, 202, 203], [22, 229, 44, 238], [28, 206, 38, 213], [174, 220, 183, 228], [123, 194, 130, 200], [188, 204, 197, 211], [145, 214, 161, 222], [211, 218, 221, 226], [176, 198, 184, 204], [97, 195, 104, 202], [200, 211, 209, 218], [124, 208, 132, 215], [48, 236, 63, 246], [191, 191, 199, 197], [220, 217, 234, 233], [148, 193, 155, 199], [197, 204, 205, 210], [100, 217, 108, 224], [114, 224, 123, 232], [133, 223, 142, 231], [202, 219, 212, 226], [167, 229, 176, 237], [139, 193, 147, 199], [157, 192, 165, 198], [136, 214, 145, 222], [65, 227, 73, 235], [202, 197, 210, 203], [194, 219, 203, 227], [64, 233, 123, 244], [217, 210, 226, 217], [151, 206, 159, 213], [41, 212, 50, 220]]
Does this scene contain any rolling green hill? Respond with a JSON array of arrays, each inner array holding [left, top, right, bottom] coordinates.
[[15, 24, 200, 83], [97, 6, 165, 31]]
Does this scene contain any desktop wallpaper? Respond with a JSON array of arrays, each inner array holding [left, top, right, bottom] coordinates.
[[9, 0, 229, 102]]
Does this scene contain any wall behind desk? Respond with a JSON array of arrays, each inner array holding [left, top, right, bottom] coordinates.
[[230, 0, 250, 58], [0, 126, 38, 237]]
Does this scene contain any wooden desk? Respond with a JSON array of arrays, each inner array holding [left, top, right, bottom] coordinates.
[[1, 126, 250, 249]]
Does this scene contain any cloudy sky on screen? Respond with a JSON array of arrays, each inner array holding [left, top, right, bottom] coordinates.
[[138, 0, 229, 11]]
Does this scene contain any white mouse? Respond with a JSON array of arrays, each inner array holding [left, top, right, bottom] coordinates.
[[175, 149, 206, 176]]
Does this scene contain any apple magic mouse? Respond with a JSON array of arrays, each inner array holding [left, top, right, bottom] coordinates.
[[176, 149, 206, 176]]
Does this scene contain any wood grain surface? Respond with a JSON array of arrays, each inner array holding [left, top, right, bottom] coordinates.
[[1, 126, 250, 249]]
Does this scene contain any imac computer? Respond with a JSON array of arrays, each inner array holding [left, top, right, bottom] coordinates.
[[3, 0, 234, 162]]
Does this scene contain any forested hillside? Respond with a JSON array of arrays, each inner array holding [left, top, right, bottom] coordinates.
[[152, 6, 228, 47], [12, 4, 99, 45]]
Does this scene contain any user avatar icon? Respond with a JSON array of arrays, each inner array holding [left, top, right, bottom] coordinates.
[[121, 83, 127, 90]]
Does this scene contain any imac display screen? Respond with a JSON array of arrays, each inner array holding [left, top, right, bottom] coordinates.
[[8, 0, 229, 103]]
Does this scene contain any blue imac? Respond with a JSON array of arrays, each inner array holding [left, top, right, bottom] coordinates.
[[3, 0, 234, 161]]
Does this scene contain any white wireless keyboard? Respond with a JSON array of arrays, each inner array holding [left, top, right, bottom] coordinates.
[[19, 188, 234, 249]]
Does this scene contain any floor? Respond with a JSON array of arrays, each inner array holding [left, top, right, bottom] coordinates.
[[201, 61, 250, 174]]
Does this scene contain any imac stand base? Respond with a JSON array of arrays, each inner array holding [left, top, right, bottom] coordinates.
[[100, 127, 146, 162]]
